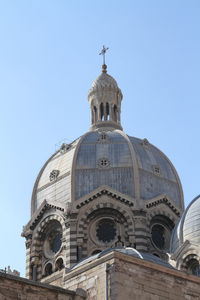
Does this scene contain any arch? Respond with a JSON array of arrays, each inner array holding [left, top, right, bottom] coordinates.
[[106, 102, 109, 120], [93, 106, 97, 123], [148, 214, 175, 252], [77, 200, 134, 238], [147, 209, 176, 227], [100, 103, 104, 120], [31, 213, 66, 279], [44, 263, 53, 277], [76, 197, 134, 258], [33, 213, 66, 242], [113, 105, 118, 122], [178, 250, 200, 270], [55, 257, 64, 271], [180, 253, 200, 275]]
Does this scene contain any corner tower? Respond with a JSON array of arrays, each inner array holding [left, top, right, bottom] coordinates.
[[22, 54, 184, 286]]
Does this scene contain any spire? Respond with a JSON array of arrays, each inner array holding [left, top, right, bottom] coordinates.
[[88, 47, 123, 131], [99, 45, 109, 65], [99, 45, 108, 73]]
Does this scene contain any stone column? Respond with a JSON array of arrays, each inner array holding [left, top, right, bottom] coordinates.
[[133, 210, 148, 252]]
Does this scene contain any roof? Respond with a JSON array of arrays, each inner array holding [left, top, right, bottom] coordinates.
[[71, 247, 174, 270], [31, 129, 184, 215]]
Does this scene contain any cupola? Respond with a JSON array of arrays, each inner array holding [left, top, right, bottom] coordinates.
[[88, 62, 123, 130]]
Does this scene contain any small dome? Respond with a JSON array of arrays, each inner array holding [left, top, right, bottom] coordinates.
[[71, 247, 174, 270], [88, 72, 122, 99], [170, 195, 200, 253], [87, 68, 123, 130]]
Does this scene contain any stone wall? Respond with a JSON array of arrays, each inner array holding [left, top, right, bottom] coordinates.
[[64, 251, 200, 300], [0, 272, 86, 300], [64, 257, 110, 300]]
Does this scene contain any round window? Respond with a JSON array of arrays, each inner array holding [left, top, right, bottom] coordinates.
[[98, 158, 110, 168], [96, 219, 116, 243], [43, 221, 62, 258], [49, 232, 62, 253]]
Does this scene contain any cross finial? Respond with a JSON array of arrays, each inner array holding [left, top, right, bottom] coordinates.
[[99, 45, 109, 66]]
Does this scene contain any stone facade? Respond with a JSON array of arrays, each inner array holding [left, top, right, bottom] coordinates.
[[64, 251, 200, 300], [0, 271, 86, 300]]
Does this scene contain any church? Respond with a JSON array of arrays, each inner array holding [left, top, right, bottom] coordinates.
[[1, 50, 200, 299]]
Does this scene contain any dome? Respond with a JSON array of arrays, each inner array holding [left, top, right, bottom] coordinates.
[[87, 65, 123, 131], [23, 63, 185, 281], [170, 195, 200, 253], [88, 71, 122, 99], [31, 129, 184, 215], [71, 247, 174, 270]]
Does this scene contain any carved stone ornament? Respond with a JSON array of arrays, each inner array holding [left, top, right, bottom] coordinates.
[[98, 158, 110, 168], [97, 132, 108, 143], [60, 143, 70, 154], [141, 138, 149, 147], [49, 169, 60, 181]]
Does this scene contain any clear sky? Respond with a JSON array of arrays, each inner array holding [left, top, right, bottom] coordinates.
[[0, 0, 200, 276]]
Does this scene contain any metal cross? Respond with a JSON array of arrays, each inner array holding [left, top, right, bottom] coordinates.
[[99, 45, 109, 65]]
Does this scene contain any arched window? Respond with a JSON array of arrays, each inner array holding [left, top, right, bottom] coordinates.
[[43, 220, 62, 258], [55, 258, 64, 271], [150, 215, 174, 251], [113, 105, 117, 122], [44, 263, 52, 276], [187, 258, 200, 276], [93, 106, 97, 123], [100, 103, 104, 120], [106, 103, 109, 120], [151, 224, 165, 249]]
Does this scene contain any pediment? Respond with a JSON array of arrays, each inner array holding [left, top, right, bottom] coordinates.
[[75, 185, 135, 209], [145, 194, 181, 216], [22, 200, 64, 236]]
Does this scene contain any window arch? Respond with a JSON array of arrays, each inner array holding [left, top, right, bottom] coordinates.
[[183, 255, 200, 276], [100, 103, 104, 120], [113, 105, 117, 122], [106, 102, 109, 120], [150, 215, 174, 251], [44, 263, 53, 277], [55, 257, 64, 271]]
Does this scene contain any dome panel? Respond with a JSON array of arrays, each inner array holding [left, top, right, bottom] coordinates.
[[183, 196, 200, 244], [75, 167, 134, 199], [74, 130, 135, 200], [140, 170, 181, 203], [170, 195, 200, 254]]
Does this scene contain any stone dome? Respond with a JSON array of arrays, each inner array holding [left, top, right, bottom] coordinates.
[[170, 195, 200, 253], [31, 129, 184, 215], [23, 64, 185, 281], [88, 71, 122, 98]]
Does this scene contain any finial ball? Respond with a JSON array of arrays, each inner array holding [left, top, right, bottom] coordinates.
[[102, 64, 107, 73]]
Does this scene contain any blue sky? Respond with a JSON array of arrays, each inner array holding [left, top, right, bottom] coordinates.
[[0, 1, 200, 276]]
